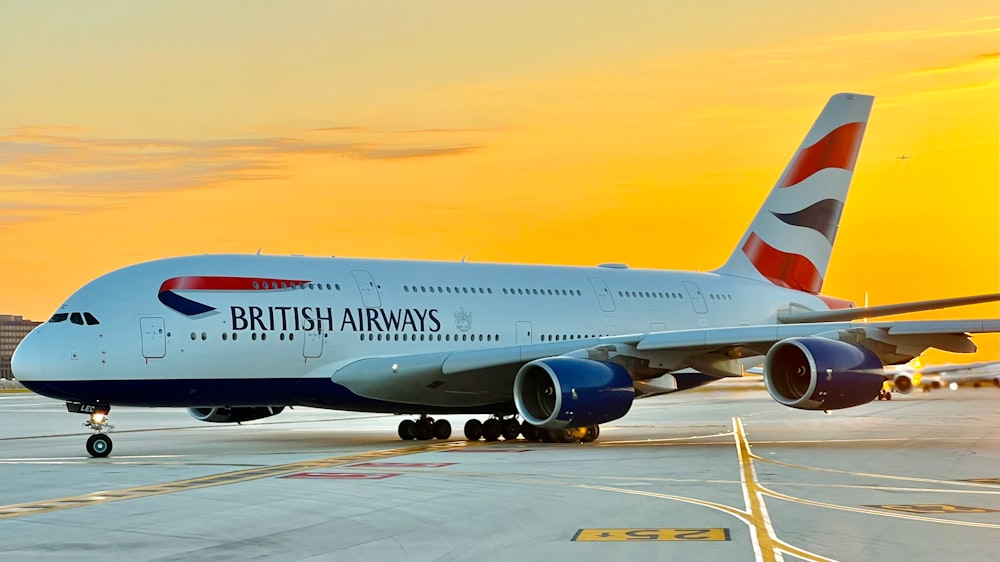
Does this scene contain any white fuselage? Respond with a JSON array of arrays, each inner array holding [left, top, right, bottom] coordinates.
[[13, 254, 835, 412]]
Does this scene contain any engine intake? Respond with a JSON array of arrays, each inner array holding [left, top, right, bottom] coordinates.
[[765, 337, 884, 410], [892, 374, 914, 393], [188, 406, 285, 423], [514, 356, 634, 429]]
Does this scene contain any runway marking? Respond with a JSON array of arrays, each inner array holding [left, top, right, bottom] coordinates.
[[735, 418, 840, 562], [758, 483, 1000, 529], [0, 440, 472, 520], [439, 448, 532, 453], [348, 461, 456, 468], [749, 453, 1000, 490], [282, 472, 401, 480], [960, 478, 1000, 486], [572, 528, 731, 541], [864, 504, 999, 514], [734, 417, 780, 562]]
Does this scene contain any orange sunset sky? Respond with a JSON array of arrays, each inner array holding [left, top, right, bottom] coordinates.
[[1, 2, 998, 363]]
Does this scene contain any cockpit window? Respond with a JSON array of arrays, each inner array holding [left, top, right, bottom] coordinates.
[[83, 312, 100, 325], [70, 312, 84, 325], [49, 313, 69, 323]]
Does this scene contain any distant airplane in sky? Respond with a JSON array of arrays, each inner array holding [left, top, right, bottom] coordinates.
[[898, 155, 911, 160], [12, 93, 1000, 457]]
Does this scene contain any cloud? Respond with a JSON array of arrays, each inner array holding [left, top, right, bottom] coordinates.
[[363, 146, 482, 159], [0, 201, 93, 227], [0, 127, 485, 196], [900, 51, 1000, 78]]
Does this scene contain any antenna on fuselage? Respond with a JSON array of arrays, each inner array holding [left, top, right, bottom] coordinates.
[[256, 247, 262, 256]]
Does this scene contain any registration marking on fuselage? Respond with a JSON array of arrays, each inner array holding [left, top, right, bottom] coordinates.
[[0, 440, 473, 520]]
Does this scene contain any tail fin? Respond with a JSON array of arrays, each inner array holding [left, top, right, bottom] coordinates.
[[713, 93, 874, 293]]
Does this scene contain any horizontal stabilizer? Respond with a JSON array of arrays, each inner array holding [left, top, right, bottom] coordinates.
[[778, 294, 1000, 324]]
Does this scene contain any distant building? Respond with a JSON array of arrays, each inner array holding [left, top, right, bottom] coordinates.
[[1, 315, 41, 380]]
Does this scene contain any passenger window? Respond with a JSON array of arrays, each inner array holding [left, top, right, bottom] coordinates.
[[49, 313, 69, 323]]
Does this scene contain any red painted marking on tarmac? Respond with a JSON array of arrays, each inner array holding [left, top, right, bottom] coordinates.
[[439, 449, 533, 453], [348, 462, 456, 468], [281, 472, 401, 480]]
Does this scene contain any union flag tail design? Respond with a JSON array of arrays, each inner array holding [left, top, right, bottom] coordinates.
[[713, 93, 874, 293]]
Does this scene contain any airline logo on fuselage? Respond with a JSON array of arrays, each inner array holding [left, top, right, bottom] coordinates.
[[158, 275, 442, 333], [230, 306, 441, 333], [158, 276, 309, 316]]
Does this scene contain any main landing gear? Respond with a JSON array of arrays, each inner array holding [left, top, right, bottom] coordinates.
[[396, 415, 601, 444], [397, 415, 452, 441], [463, 416, 600, 444], [67, 402, 114, 457]]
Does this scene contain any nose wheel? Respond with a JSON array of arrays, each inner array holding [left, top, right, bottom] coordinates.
[[70, 403, 114, 458], [86, 433, 113, 457]]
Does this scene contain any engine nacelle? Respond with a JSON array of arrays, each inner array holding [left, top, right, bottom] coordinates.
[[188, 406, 285, 423], [892, 374, 915, 393], [764, 337, 884, 410], [514, 356, 634, 430]]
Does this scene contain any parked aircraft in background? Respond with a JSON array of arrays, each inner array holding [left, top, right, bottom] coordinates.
[[885, 358, 1000, 393], [11, 93, 1000, 457]]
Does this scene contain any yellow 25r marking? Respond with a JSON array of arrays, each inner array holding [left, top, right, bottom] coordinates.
[[573, 528, 731, 541]]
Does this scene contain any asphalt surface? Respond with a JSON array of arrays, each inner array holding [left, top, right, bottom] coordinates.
[[0, 385, 998, 561]]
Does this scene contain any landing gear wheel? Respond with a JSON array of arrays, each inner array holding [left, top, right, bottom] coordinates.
[[520, 421, 539, 442], [398, 419, 416, 440], [539, 429, 555, 443], [433, 419, 452, 440], [464, 419, 483, 441], [582, 425, 600, 443], [481, 419, 502, 441], [86, 434, 112, 458], [554, 429, 573, 443], [414, 418, 434, 440], [500, 418, 521, 440]]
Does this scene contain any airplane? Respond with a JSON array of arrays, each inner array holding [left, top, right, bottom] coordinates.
[[11, 93, 1000, 458], [883, 358, 1000, 394]]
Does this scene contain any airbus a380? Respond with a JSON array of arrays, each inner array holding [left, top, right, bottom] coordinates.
[[12, 93, 1000, 457]]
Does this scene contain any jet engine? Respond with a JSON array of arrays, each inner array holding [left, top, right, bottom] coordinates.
[[188, 406, 285, 423], [892, 373, 915, 393], [764, 337, 884, 410], [513, 356, 634, 430]]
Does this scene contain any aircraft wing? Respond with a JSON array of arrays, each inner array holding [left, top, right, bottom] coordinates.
[[777, 293, 1000, 323], [331, 319, 1000, 406]]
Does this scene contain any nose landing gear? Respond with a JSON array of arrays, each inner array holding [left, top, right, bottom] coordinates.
[[67, 402, 114, 458]]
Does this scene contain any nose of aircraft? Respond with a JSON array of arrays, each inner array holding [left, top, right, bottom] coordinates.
[[11, 331, 44, 385]]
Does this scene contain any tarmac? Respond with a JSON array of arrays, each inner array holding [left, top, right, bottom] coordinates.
[[0, 384, 998, 561]]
